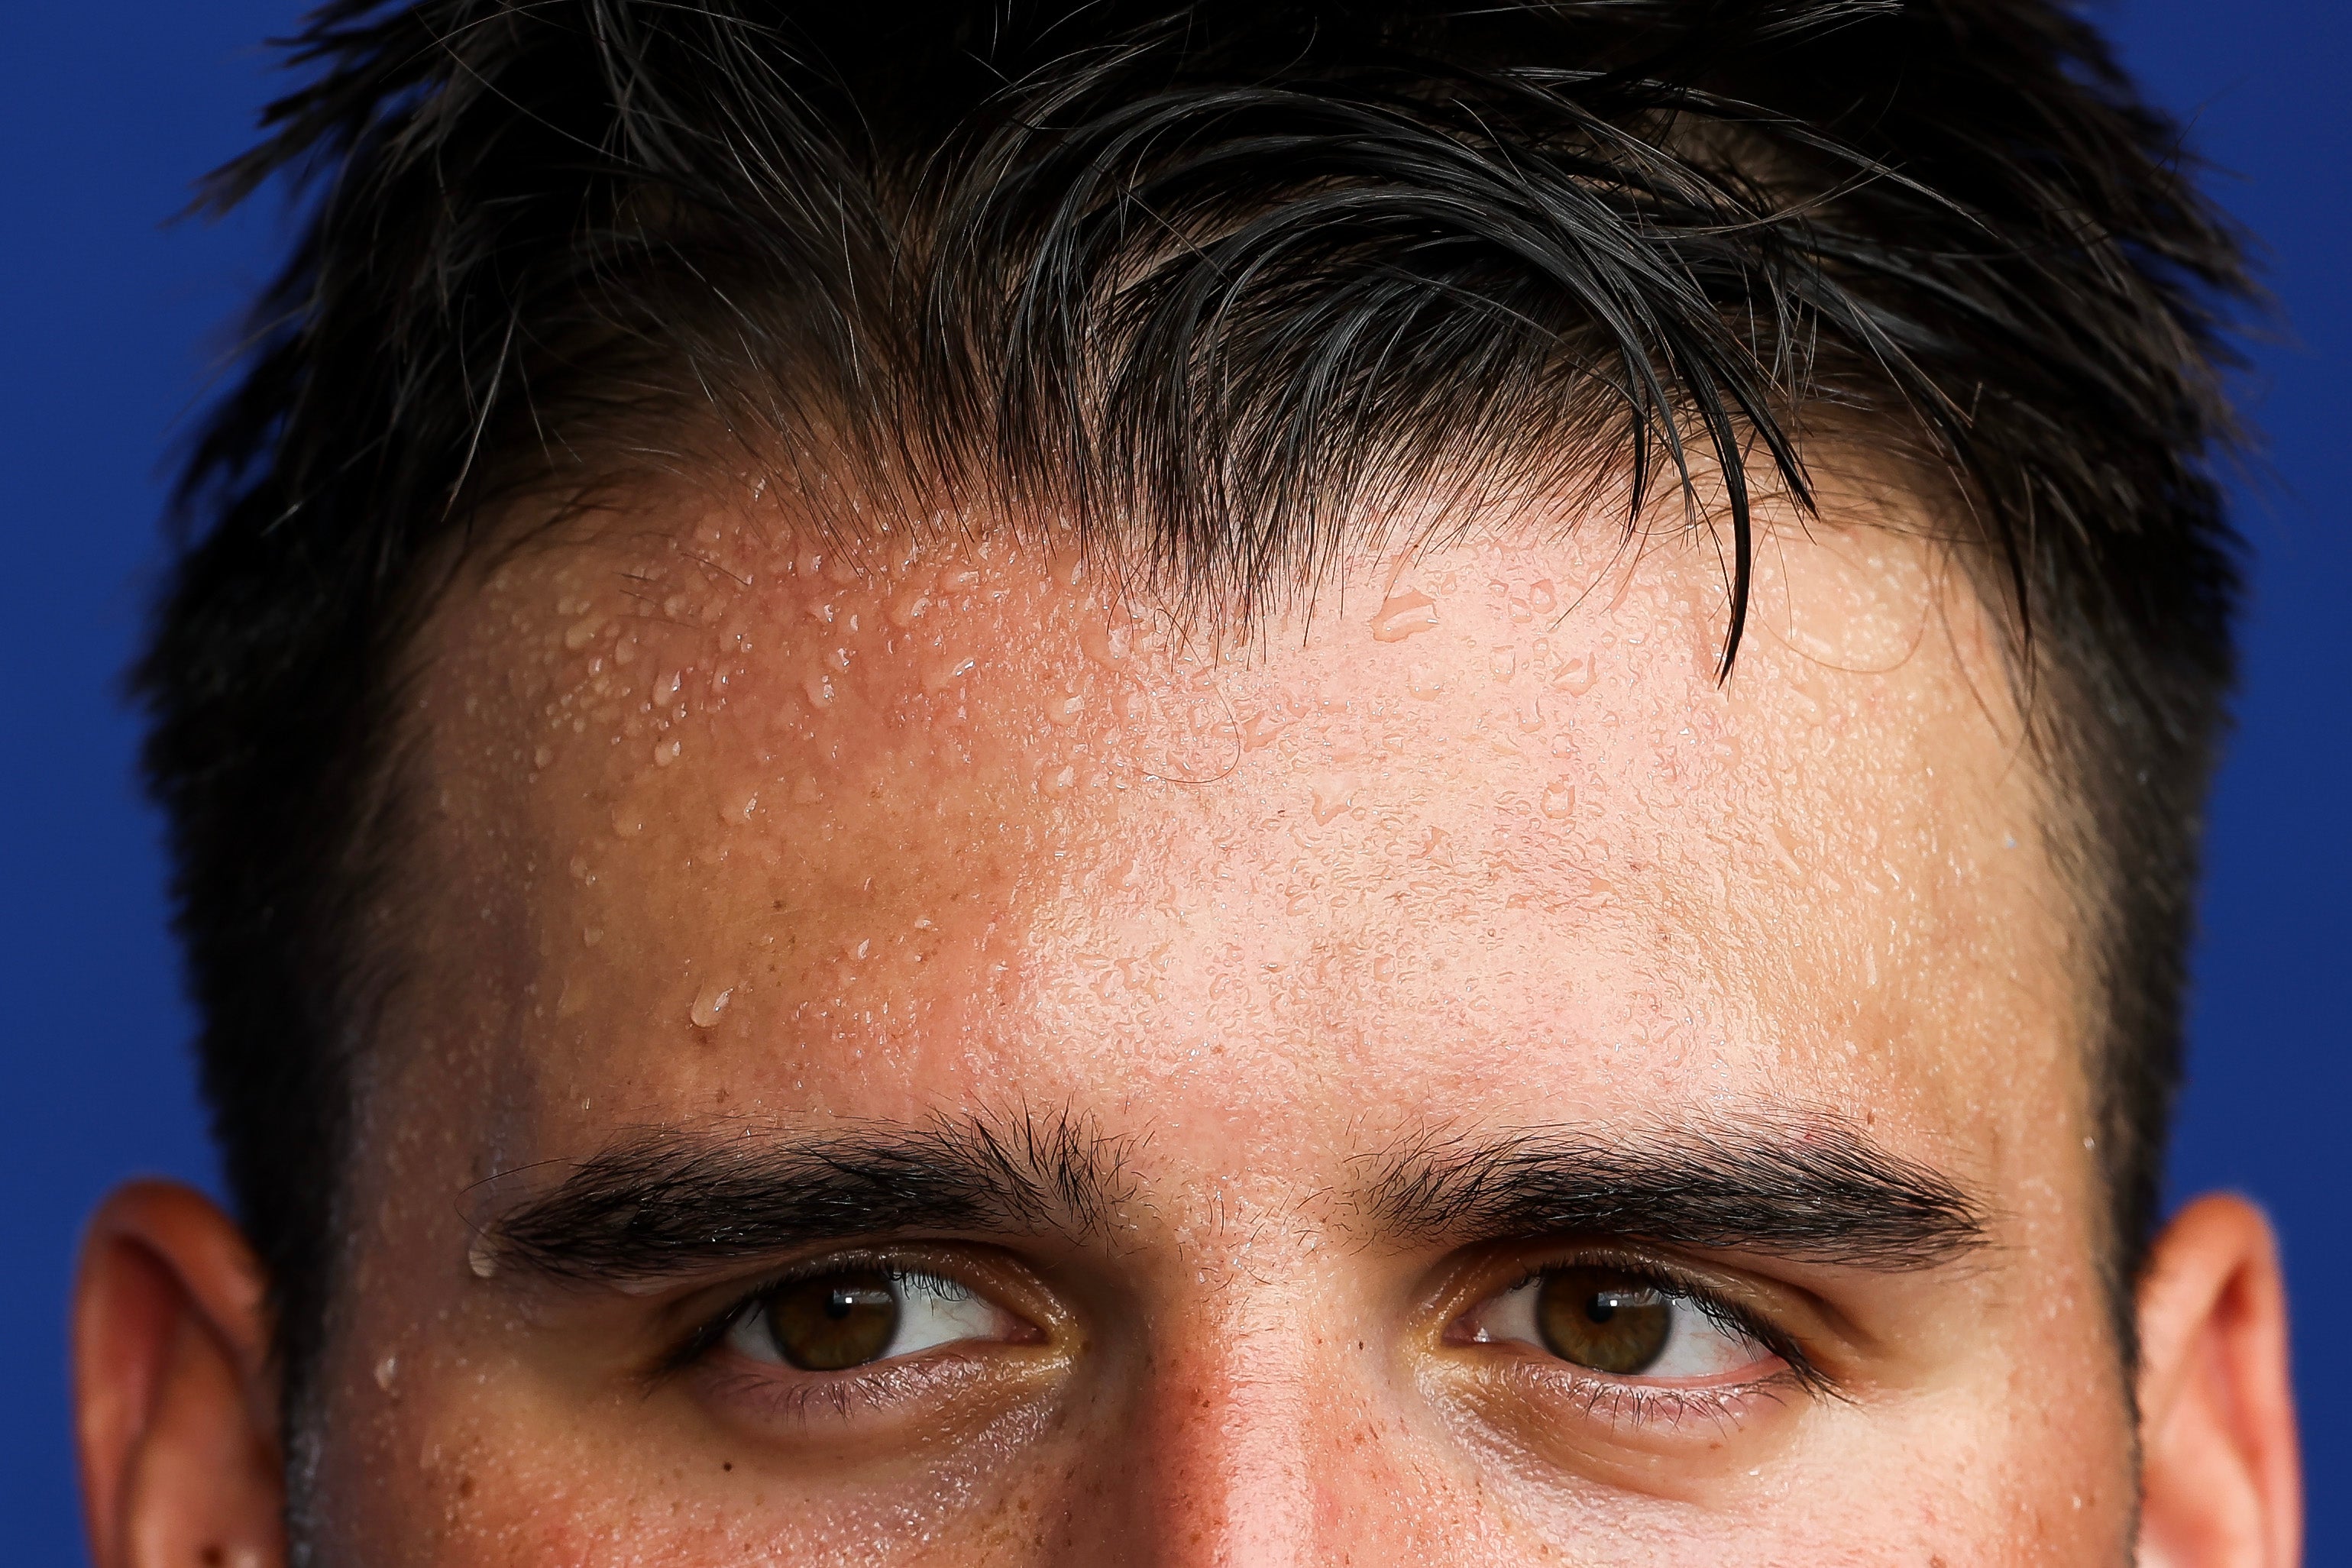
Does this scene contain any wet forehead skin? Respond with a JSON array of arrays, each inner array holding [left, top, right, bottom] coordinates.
[[317, 490, 2130, 1562]]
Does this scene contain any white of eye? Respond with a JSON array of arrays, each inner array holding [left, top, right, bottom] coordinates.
[[726, 1271, 1007, 1369], [1469, 1273, 1769, 1379]]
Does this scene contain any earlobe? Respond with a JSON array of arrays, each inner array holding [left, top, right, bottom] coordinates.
[[2134, 1193, 2302, 1568], [73, 1181, 288, 1568]]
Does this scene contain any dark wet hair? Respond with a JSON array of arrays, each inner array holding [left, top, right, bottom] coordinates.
[[140, 0, 2253, 1416]]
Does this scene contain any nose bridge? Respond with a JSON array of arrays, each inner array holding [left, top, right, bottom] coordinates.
[[1127, 1309, 1334, 1567]]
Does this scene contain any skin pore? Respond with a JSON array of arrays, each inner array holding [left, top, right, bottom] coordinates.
[[73, 478, 2302, 1565]]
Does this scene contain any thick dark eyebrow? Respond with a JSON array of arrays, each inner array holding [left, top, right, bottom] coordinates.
[[1363, 1113, 1988, 1269], [475, 1113, 1133, 1287]]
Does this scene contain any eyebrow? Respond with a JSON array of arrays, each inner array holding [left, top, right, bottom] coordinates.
[[1363, 1113, 1988, 1269], [478, 1107, 1986, 1289], [477, 1112, 1134, 1287]]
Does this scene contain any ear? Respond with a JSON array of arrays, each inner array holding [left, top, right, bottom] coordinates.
[[2134, 1192, 2302, 1568], [73, 1180, 288, 1568]]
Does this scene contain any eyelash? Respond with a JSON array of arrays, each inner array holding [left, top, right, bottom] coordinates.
[[658, 1251, 948, 1379], [1479, 1251, 1833, 1403], [655, 1246, 1834, 1434]]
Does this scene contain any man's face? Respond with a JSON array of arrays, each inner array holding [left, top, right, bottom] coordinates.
[[312, 487, 2124, 1563]]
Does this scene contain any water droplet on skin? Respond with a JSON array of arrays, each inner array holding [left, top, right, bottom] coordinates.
[[654, 670, 684, 705], [653, 736, 683, 765], [534, 745, 555, 769], [1553, 654, 1597, 696], [827, 645, 852, 672], [564, 615, 605, 651], [1373, 955, 1397, 981], [1407, 665, 1445, 700], [1240, 709, 1291, 749], [582, 926, 604, 948], [1528, 579, 1558, 616], [924, 655, 975, 691], [888, 582, 933, 626], [1489, 646, 1517, 682], [1541, 781, 1577, 820], [611, 804, 645, 838], [1370, 589, 1440, 642], [1309, 776, 1354, 824], [467, 1234, 499, 1279], [804, 671, 837, 707], [791, 775, 823, 805], [1080, 618, 1133, 666], [374, 1354, 400, 1392], [691, 979, 736, 1027], [1043, 765, 1077, 794], [1046, 692, 1085, 726], [720, 789, 759, 826], [1516, 694, 1544, 732]]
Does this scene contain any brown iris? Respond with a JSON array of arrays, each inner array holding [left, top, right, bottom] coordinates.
[[1535, 1266, 1674, 1374], [761, 1270, 900, 1370]]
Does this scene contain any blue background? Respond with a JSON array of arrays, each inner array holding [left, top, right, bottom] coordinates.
[[2, 2, 2342, 1559]]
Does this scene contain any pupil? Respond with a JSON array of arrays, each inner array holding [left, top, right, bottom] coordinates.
[[766, 1270, 900, 1370], [1535, 1266, 1673, 1375]]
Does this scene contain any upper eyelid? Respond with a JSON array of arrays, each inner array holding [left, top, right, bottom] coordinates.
[[1475, 1252, 1825, 1389], [657, 1250, 978, 1376]]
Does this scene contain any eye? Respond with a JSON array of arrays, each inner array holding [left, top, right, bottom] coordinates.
[[1462, 1264, 1774, 1381], [724, 1269, 1017, 1372]]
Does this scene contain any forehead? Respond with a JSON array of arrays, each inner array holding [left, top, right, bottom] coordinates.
[[398, 490, 2082, 1191]]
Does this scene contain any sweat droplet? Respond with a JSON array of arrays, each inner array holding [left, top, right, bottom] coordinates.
[[1309, 775, 1354, 824], [720, 788, 759, 826], [1541, 781, 1577, 820], [1488, 646, 1517, 682], [804, 671, 837, 707], [1553, 654, 1597, 696], [924, 654, 976, 691], [610, 804, 645, 838], [374, 1354, 399, 1392], [1370, 589, 1439, 642], [690, 980, 735, 1027], [1407, 665, 1445, 700], [653, 736, 682, 766]]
